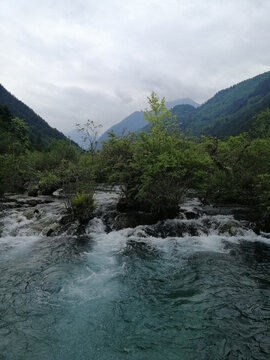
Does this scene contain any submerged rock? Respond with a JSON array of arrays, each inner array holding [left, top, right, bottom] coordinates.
[[112, 212, 158, 230], [116, 198, 179, 220], [23, 210, 35, 220], [234, 209, 270, 233], [183, 210, 201, 220], [144, 220, 202, 238], [26, 199, 40, 206], [46, 228, 54, 236], [218, 221, 245, 236]]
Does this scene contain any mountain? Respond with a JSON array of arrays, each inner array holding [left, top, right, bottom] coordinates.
[[165, 98, 200, 109], [172, 71, 270, 137], [95, 98, 200, 146], [66, 111, 147, 148], [0, 84, 68, 145], [66, 129, 86, 149], [98, 111, 146, 144]]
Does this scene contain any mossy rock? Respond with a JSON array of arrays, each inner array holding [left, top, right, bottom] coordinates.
[[219, 221, 244, 236], [23, 210, 35, 220]]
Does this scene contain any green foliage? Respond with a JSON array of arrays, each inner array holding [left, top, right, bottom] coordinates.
[[172, 71, 270, 138], [71, 192, 95, 224], [99, 95, 270, 215], [10, 117, 29, 147], [0, 85, 68, 145], [38, 171, 60, 195], [0, 107, 29, 154], [143, 92, 176, 131], [100, 131, 138, 198], [0, 88, 269, 222], [0, 153, 34, 194], [256, 174, 270, 210], [100, 93, 212, 217], [250, 108, 270, 138], [200, 132, 270, 209]]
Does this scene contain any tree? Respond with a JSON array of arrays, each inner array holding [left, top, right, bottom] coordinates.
[[76, 120, 102, 155], [250, 108, 270, 139], [100, 92, 212, 218]]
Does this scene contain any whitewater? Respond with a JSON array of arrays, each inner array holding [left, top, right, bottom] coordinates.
[[0, 191, 270, 359]]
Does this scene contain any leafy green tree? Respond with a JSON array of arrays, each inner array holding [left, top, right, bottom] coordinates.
[[100, 93, 212, 218], [10, 117, 29, 149]]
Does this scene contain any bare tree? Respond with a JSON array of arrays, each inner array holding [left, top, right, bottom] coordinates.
[[76, 120, 103, 156]]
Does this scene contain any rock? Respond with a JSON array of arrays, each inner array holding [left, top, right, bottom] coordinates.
[[157, 206, 179, 220], [76, 224, 87, 235], [116, 198, 141, 212], [46, 228, 54, 236], [59, 214, 72, 225], [27, 186, 39, 197], [45, 223, 60, 236], [116, 198, 179, 220], [114, 197, 180, 229], [40, 185, 60, 196], [52, 189, 64, 198], [234, 209, 270, 233], [112, 212, 158, 230], [23, 210, 35, 220], [218, 221, 244, 236], [34, 208, 41, 219], [184, 210, 200, 220], [143, 221, 201, 238], [26, 199, 40, 206]]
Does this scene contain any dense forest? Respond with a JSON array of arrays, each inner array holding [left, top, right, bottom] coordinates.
[[171, 71, 270, 137], [1, 91, 269, 227]]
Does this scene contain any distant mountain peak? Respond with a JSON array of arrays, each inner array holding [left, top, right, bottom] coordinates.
[[83, 98, 200, 148], [165, 98, 200, 109]]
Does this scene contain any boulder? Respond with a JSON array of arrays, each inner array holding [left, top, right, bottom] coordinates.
[[27, 186, 39, 197], [218, 221, 244, 236], [23, 210, 35, 220], [183, 210, 200, 220], [112, 212, 158, 230]]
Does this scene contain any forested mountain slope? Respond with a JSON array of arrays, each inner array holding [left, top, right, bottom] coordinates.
[[0, 84, 67, 145], [172, 71, 270, 137]]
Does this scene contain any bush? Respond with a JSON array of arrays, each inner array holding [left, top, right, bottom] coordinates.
[[71, 192, 95, 224], [38, 171, 60, 195]]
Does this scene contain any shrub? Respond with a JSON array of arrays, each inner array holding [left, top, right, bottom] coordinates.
[[38, 171, 60, 195], [71, 191, 95, 224]]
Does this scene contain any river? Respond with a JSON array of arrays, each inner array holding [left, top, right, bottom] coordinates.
[[0, 192, 270, 359]]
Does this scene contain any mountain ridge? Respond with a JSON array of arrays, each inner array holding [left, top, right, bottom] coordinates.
[[172, 71, 270, 137], [96, 98, 200, 146], [0, 84, 68, 145]]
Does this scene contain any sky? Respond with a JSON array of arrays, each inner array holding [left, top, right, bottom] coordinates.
[[0, 0, 270, 134]]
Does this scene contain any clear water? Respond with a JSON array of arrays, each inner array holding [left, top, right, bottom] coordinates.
[[1, 198, 270, 359]]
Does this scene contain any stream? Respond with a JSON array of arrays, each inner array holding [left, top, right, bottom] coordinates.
[[0, 191, 270, 360]]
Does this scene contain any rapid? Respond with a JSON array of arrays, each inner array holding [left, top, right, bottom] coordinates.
[[0, 191, 270, 360]]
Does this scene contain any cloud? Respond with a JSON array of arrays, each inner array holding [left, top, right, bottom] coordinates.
[[0, 0, 269, 132]]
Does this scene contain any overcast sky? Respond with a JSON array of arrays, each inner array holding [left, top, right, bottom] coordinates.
[[0, 0, 270, 133]]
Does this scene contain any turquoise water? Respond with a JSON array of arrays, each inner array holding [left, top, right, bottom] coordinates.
[[1, 206, 270, 359]]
